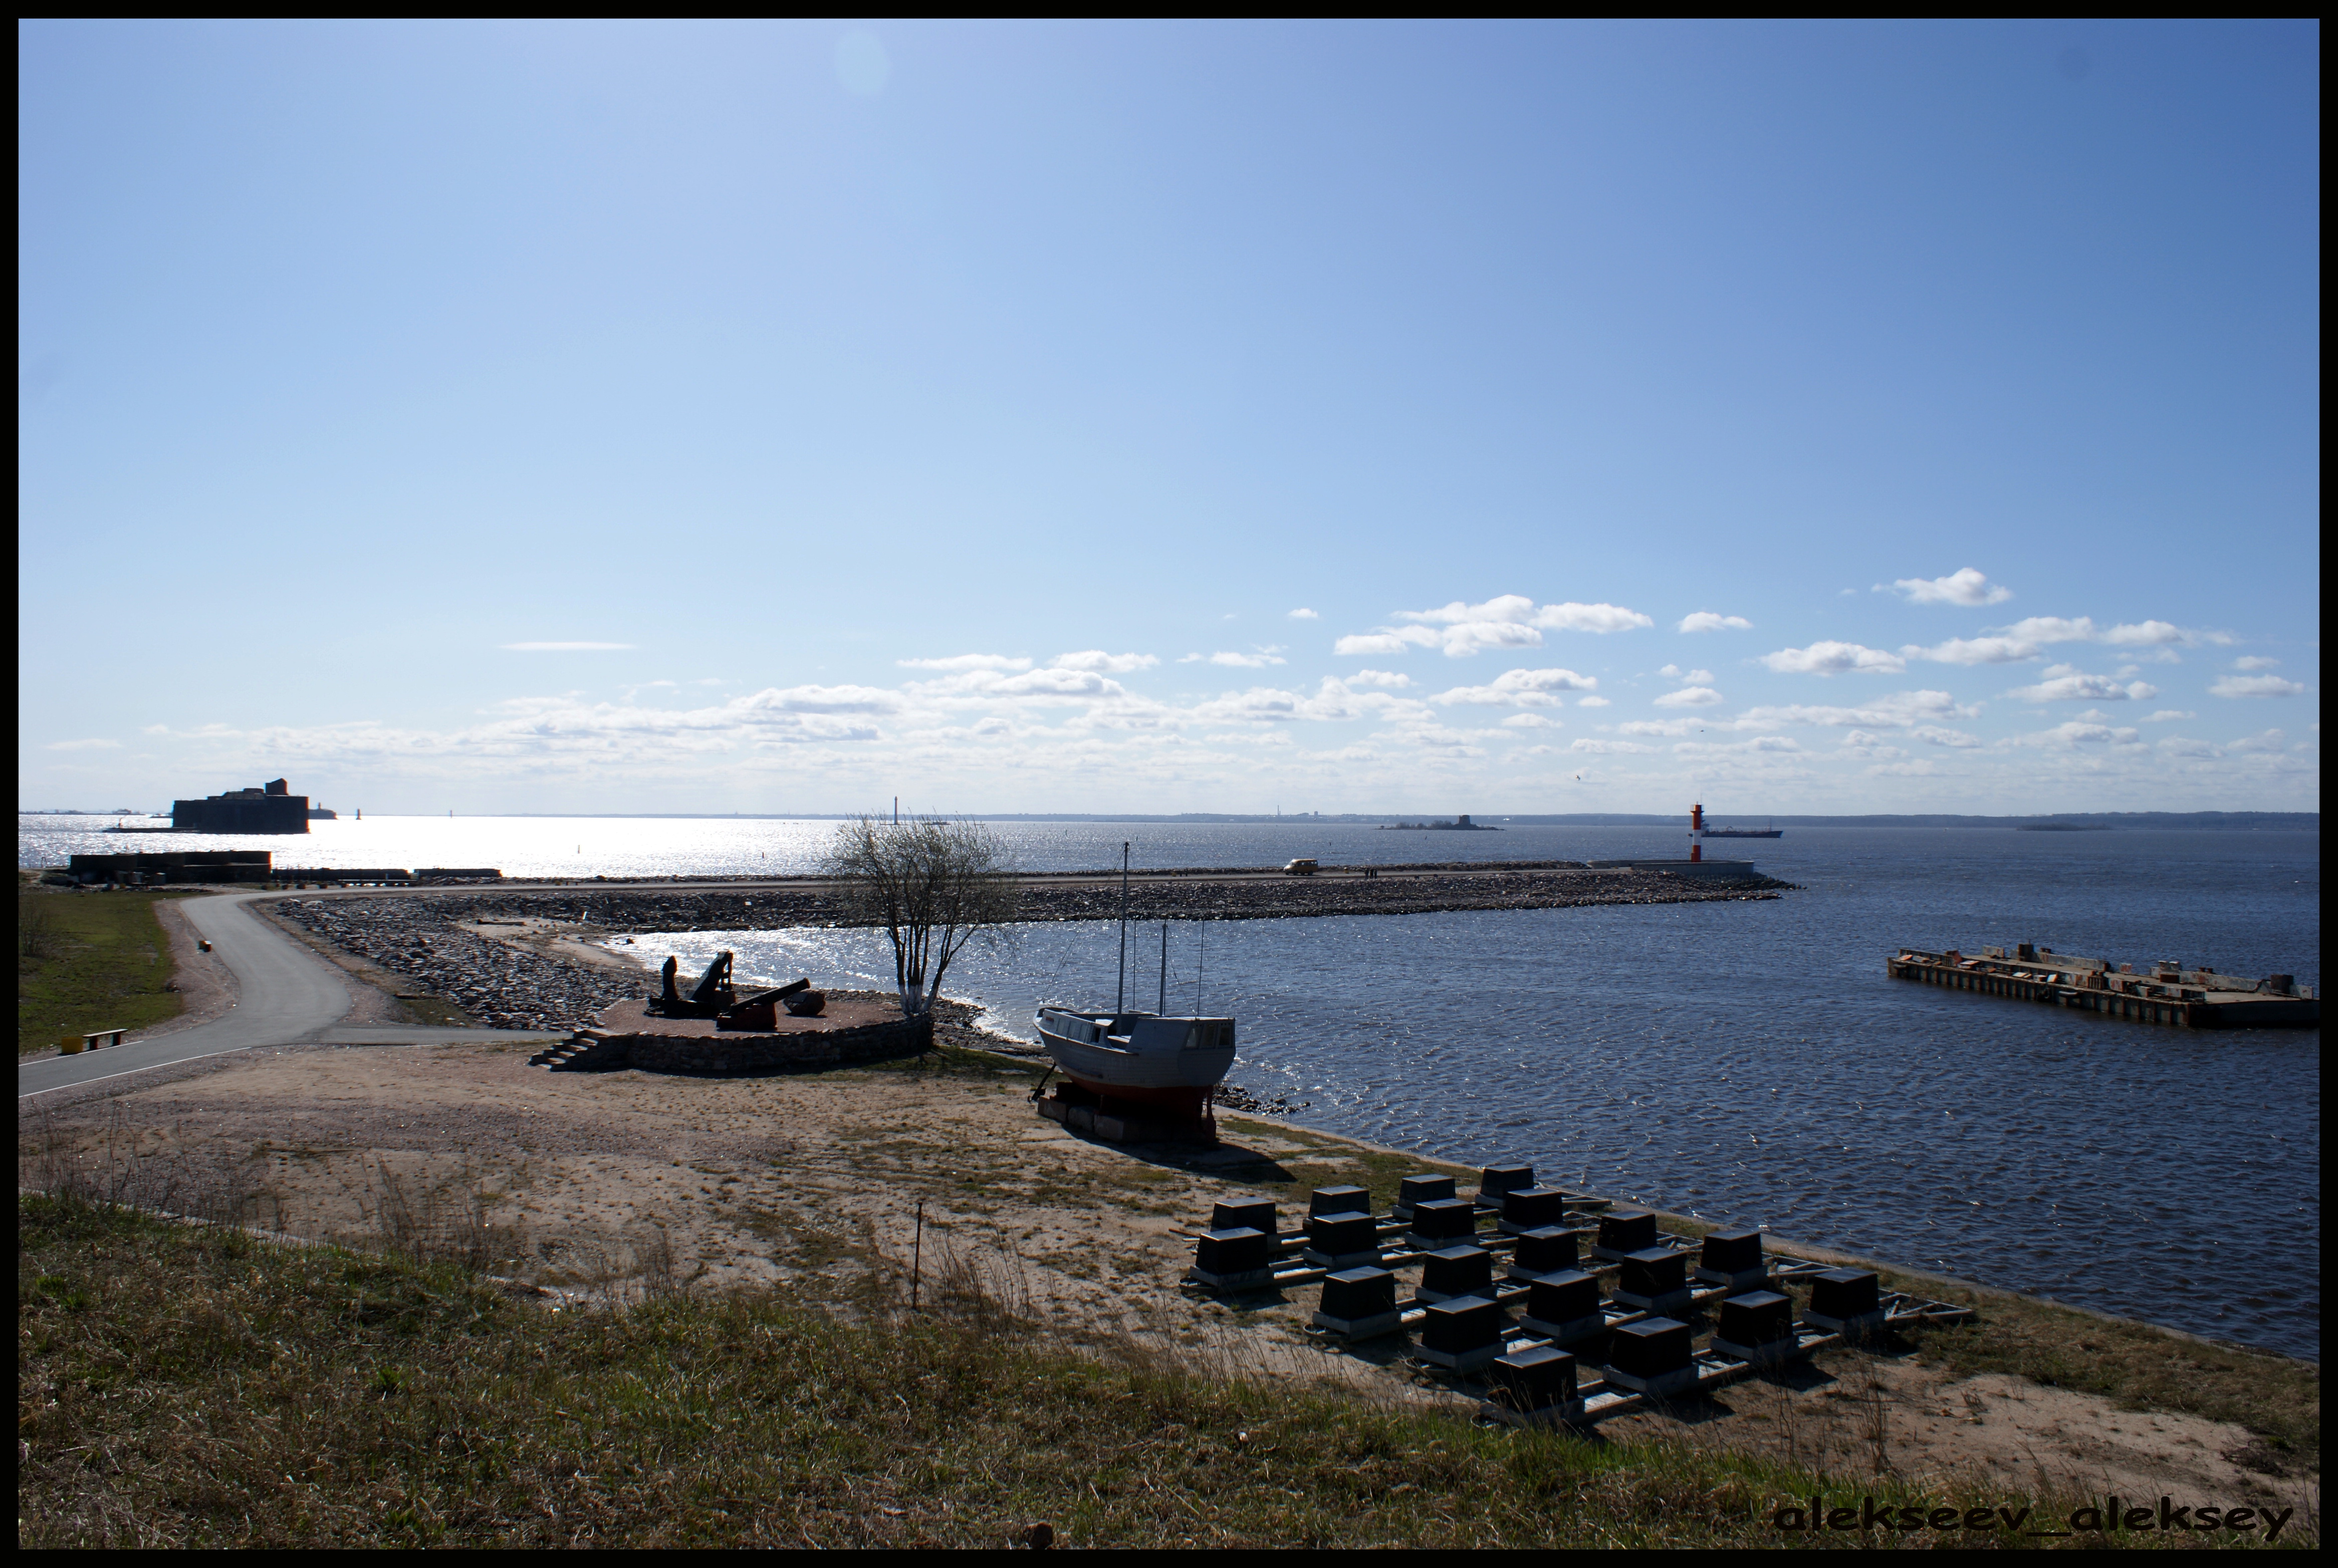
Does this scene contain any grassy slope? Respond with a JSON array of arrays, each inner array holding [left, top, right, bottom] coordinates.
[[23, 1196, 2060, 1550], [17, 886, 192, 1055]]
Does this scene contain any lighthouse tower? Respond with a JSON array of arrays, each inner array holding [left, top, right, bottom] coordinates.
[[1689, 803, 1704, 862]]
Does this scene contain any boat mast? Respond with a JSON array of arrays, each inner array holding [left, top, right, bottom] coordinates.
[[1116, 841, 1129, 1012], [1158, 921, 1167, 1013], [1195, 919, 1205, 1015]]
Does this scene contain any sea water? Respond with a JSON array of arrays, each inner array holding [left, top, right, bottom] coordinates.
[[19, 815, 2319, 1358]]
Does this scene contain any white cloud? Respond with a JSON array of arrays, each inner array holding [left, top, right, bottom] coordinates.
[[44, 737, 122, 750], [2101, 619, 2220, 647], [1902, 635, 2047, 666], [1287, 608, 1319, 620], [1570, 738, 1658, 754], [1616, 719, 1697, 737], [1654, 686, 1724, 708], [1761, 641, 1907, 676], [2144, 709, 2196, 723], [2210, 674, 2306, 698], [1346, 595, 1651, 658], [897, 653, 1033, 672], [1501, 713, 1559, 729], [2228, 729, 2289, 752], [2007, 675, 2159, 703], [1902, 616, 2223, 669], [1050, 651, 1158, 674], [1908, 726, 1983, 748], [2230, 655, 2282, 671], [1737, 690, 1973, 729], [1430, 667, 1598, 707], [1887, 567, 2013, 606], [1684, 669, 1714, 686], [501, 641, 636, 651], [2015, 721, 2144, 747], [1575, 696, 1611, 708], [1201, 648, 1288, 668], [2158, 737, 2225, 758], [1346, 669, 1412, 688], [1659, 663, 1680, 677], [1678, 611, 1753, 633], [1675, 735, 1802, 756]]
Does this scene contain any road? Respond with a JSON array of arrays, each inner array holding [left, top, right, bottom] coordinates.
[[17, 892, 564, 1099]]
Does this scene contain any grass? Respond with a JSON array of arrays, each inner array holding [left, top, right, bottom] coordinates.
[[21, 1193, 2135, 1550], [17, 884, 194, 1055]]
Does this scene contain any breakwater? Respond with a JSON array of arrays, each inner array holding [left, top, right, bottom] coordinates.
[[267, 865, 1788, 1034]]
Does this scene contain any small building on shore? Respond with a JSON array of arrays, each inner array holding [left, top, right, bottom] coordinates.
[[172, 778, 311, 835], [66, 849, 274, 884]]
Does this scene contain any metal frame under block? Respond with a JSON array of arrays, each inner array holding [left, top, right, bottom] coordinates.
[[1802, 1308, 1889, 1339], [1709, 1327, 1839, 1368], [1517, 1302, 1648, 1347], [1478, 1386, 1645, 1428], [1883, 1291, 1976, 1328], [1602, 1349, 1756, 1399]]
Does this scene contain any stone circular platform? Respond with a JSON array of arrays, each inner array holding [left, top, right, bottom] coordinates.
[[580, 996, 930, 1075]]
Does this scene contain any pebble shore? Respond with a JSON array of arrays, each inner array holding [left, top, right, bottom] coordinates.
[[273, 864, 1792, 1033]]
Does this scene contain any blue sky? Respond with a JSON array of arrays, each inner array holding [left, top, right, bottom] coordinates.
[[19, 21, 2319, 814]]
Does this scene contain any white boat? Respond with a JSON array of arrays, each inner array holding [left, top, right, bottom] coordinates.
[[1035, 1007, 1237, 1115]]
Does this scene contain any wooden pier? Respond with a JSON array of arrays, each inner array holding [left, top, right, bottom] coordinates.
[[1889, 944, 2317, 1029]]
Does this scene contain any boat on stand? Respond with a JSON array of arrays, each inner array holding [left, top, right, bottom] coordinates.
[[1033, 842, 1237, 1144]]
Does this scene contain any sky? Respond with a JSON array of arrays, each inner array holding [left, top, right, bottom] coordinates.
[[18, 20, 2320, 816]]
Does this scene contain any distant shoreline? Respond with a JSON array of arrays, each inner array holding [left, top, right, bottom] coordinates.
[[25, 810, 2296, 831]]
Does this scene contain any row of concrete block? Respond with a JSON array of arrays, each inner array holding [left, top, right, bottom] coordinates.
[[1182, 1162, 1958, 1426]]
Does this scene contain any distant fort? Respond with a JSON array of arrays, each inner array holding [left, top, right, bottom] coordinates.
[[172, 778, 312, 835], [1378, 814, 1500, 831]]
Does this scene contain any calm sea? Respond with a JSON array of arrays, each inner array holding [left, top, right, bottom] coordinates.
[[20, 815, 2320, 1358]]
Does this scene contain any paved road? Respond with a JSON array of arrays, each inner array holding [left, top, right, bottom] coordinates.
[[18, 893, 564, 1099]]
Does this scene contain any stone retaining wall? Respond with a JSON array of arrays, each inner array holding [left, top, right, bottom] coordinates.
[[607, 1013, 932, 1075]]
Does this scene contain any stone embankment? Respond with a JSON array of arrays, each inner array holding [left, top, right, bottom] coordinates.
[[271, 865, 1791, 1031], [272, 899, 641, 1032]]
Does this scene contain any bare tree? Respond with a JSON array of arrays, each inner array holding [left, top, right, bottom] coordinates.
[[822, 815, 1019, 1018]]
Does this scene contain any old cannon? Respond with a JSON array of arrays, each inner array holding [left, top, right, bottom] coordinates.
[[651, 950, 736, 1018]]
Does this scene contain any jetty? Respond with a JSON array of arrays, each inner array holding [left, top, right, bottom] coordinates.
[[1889, 943, 2317, 1028]]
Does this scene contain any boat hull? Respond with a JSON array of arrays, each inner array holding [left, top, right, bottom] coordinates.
[[1036, 1009, 1237, 1117]]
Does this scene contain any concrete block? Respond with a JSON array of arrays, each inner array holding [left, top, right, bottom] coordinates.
[[1695, 1227, 1769, 1290], [1593, 1208, 1658, 1260], [1508, 1225, 1578, 1279], [1486, 1345, 1578, 1420], [1418, 1245, 1494, 1303], [1476, 1164, 1535, 1205], [1418, 1296, 1506, 1373], [1212, 1197, 1278, 1237], [1715, 1290, 1793, 1350], [1195, 1227, 1273, 1278], [1613, 1247, 1693, 1314], [1602, 1317, 1695, 1394], [1498, 1185, 1570, 1235], [1308, 1185, 1372, 1218], [1392, 1172, 1457, 1220], [1312, 1266, 1402, 1340], [1517, 1270, 1605, 1344], [1804, 1269, 1886, 1337], [1302, 1211, 1381, 1268], [1403, 1196, 1478, 1250]]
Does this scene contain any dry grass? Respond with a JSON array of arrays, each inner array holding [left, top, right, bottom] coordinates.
[[23, 1192, 2152, 1550]]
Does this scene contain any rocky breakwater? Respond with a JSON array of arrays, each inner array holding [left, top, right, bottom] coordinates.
[[272, 896, 643, 1032], [269, 865, 1793, 1029], [443, 863, 1794, 933]]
